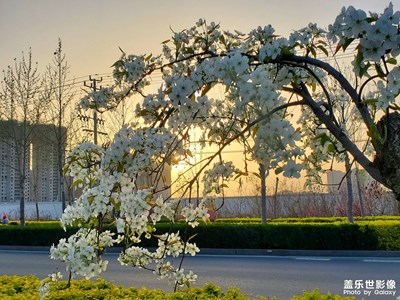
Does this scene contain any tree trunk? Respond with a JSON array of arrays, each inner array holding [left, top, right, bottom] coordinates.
[[274, 177, 279, 219], [259, 163, 267, 224], [59, 170, 66, 211], [35, 202, 40, 221], [374, 112, 400, 200], [19, 177, 25, 225], [355, 166, 365, 217], [344, 152, 354, 223]]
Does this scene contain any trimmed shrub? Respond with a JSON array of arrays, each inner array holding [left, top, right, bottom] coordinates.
[[1, 218, 400, 251], [292, 289, 355, 300], [0, 275, 261, 299], [0, 275, 356, 300]]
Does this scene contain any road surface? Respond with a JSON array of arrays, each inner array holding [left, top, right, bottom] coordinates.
[[0, 249, 399, 299]]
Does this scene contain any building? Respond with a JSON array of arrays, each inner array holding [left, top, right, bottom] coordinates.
[[0, 136, 20, 202], [0, 121, 65, 203]]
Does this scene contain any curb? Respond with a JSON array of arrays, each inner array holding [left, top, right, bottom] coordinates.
[[198, 248, 400, 257], [1, 245, 400, 257]]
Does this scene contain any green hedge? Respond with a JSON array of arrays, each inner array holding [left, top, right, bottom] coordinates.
[[0, 224, 78, 246], [214, 216, 400, 224], [169, 223, 396, 250], [0, 275, 355, 300], [1, 219, 400, 251]]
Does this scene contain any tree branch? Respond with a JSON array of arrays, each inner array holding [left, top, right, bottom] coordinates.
[[298, 82, 383, 183], [282, 55, 375, 131]]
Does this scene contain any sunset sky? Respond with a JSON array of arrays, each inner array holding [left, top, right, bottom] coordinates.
[[1, 0, 398, 79], [1, 0, 399, 194]]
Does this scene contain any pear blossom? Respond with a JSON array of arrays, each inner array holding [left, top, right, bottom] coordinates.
[[46, 4, 400, 298]]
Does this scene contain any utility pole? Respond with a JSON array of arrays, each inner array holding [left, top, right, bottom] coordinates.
[[84, 75, 102, 145]]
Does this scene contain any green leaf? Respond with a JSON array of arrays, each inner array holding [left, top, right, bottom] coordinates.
[[333, 40, 343, 56], [91, 149, 102, 157], [145, 53, 153, 61], [327, 143, 336, 153], [356, 50, 364, 69], [368, 123, 385, 145], [111, 60, 124, 68], [275, 167, 283, 175], [358, 61, 371, 78], [147, 225, 155, 233], [115, 201, 121, 212], [219, 34, 226, 46], [251, 126, 259, 138], [118, 46, 125, 54], [164, 87, 172, 95], [184, 47, 195, 55], [309, 46, 317, 58], [201, 83, 212, 96], [186, 148, 193, 157], [88, 195, 95, 205], [362, 98, 378, 105], [374, 63, 385, 77], [63, 165, 69, 175], [386, 57, 397, 65], [343, 38, 355, 51], [317, 45, 329, 57], [313, 132, 326, 140], [319, 133, 330, 146], [187, 233, 198, 242], [366, 16, 378, 23], [167, 239, 179, 246], [311, 81, 317, 93], [71, 179, 83, 188]]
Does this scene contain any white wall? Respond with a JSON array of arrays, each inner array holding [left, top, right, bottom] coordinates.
[[0, 202, 62, 220]]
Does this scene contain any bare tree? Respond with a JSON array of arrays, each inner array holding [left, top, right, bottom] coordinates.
[[0, 49, 47, 225], [42, 39, 75, 211]]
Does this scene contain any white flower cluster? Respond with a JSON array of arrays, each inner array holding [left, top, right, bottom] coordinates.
[[117, 231, 200, 288], [328, 3, 400, 61], [66, 142, 103, 188], [290, 23, 325, 48], [203, 161, 241, 194], [39, 270, 63, 299], [50, 228, 114, 279], [253, 117, 304, 178], [117, 190, 171, 243], [101, 124, 180, 176], [53, 133, 203, 291], [236, 65, 279, 110], [377, 66, 400, 109], [259, 38, 289, 61], [180, 200, 210, 228], [79, 86, 116, 111]]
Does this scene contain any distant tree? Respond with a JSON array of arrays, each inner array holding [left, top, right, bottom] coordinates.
[[0, 50, 47, 225], [43, 39, 75, 211]]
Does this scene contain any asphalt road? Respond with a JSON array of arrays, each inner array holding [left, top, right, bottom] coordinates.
[[0, 249, 399, 300]]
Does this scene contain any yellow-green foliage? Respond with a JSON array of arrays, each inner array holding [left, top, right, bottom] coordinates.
[[0, 275, 254, 300], [292, 289, 356, 300], [0, 276, 357, 300]]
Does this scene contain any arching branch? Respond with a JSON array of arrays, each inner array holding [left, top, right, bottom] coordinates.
[[298, 82, 383, 183]]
